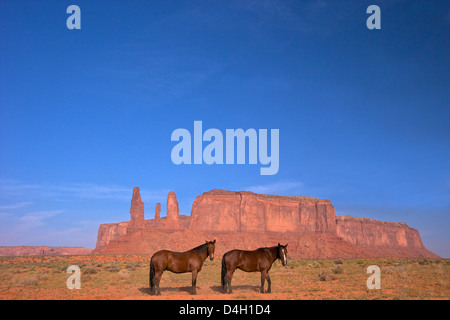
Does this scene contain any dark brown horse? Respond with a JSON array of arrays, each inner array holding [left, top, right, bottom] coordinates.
[[149, 240, 216, 295], [221, 243, 288, 294]]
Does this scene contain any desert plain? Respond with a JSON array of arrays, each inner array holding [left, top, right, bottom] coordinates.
[[1, 254, 448, 300]]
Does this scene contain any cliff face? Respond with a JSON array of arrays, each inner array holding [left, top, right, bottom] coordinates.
[[188, 190, 336, 234], [94, 188, 439, 259], [95, 221, 129, 250], [335, 215, 424, 249]]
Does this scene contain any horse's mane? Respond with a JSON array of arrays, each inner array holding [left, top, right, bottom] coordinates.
[[256, 246, 277, 251], [192, 242, 208, 254], [256, 246, 279, 258]]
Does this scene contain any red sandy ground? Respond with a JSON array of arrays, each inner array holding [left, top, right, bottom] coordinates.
[[1, 254, 449, 300]]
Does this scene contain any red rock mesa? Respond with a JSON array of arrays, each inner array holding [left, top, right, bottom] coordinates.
[[93, 188, 439, 259], [0, 246, 92, 257]]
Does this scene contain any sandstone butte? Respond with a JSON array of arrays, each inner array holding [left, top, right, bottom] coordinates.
[[93, 188, 440, 259]]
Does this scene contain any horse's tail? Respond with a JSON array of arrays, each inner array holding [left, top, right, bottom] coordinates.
[[149, 257, 155, 292], [221, 252, 227, 288]]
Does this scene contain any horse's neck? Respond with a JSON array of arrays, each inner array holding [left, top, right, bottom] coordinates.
[[266, 247, 279, 262], [193, 244, 208, 260]]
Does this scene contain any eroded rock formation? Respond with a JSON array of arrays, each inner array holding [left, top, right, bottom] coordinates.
[[188, 190, 336, 234], [336, 215, 424, 249], [96, 221, 128, 249], [155, 203, 161, 220], [128, 187, 144, 232], [163, 191, 183, 229], [93, 188, 439, 259]]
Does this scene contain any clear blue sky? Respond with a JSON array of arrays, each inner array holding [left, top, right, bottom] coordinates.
[[0, 1, 449, 257]]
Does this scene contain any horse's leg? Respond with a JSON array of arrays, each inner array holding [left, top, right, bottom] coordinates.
[[260, 270, 271, 293], [266, 274, 272, 293], [222, 275, 227, 293], [191, 269, 198, 295], [155, 271, 163, 296], [150, 277, 155, 295], [260, 271, 266, 293], [226, 269, 234, 294]]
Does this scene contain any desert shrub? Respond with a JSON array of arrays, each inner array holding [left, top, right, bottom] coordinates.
[[332, 266, 344, 274], [333, 259, 343, 265], [318, 270, 336, 281], [12, 275, 39, 286], [106, 266, 120, 273], [83, 266, 98, 275], [0, 271, 13, 281], [312, 261, 323, 268], [430, 259, 442, 264], [118, 269, 130, 280], [37, 273, 48, 281], [125, 263, 138, 271], [59, 265, 69, 272], [287, 260, 302, 267], [383, 264, 409, 280]]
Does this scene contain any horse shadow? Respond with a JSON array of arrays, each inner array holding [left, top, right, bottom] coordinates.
[[139, 286, 196, 295], [210, 285, 260, 293], [139, 285, 260, 295]]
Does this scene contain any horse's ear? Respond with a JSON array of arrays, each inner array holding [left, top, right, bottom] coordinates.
[[213, 239, 216, 244], [285, 243, 288, 247], [278, 243, 280, 247]]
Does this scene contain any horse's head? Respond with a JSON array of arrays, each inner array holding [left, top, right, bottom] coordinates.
[[205, 239, 216, 260], [277, 243, 288, 266]]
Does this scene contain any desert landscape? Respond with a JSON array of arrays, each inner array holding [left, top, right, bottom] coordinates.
[[0, 188, 448, 300], [0, 254, 449, 300], [1, 0, 448, 305]]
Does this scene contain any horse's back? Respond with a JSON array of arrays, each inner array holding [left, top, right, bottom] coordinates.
[[152, 249, 172, 259], [224, 248, 272, 272], [152, 249, 202, 273], [226, 248, 267, 259]]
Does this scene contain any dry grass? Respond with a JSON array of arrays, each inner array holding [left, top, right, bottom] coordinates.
[[0, 255, 448, 300]]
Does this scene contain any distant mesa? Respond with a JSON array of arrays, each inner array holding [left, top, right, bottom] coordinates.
[[0, 187, 439, 258], [0, 246, 92, 257], [92, 188, 439, 259]]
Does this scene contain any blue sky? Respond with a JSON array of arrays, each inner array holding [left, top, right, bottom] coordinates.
[[0, 1, 449, 257]]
